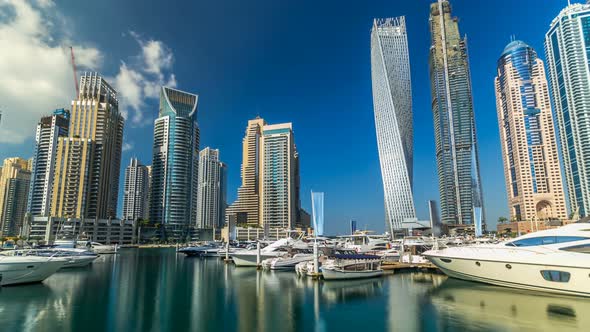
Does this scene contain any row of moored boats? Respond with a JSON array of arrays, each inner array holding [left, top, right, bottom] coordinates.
[[180, 224, 590, 296]]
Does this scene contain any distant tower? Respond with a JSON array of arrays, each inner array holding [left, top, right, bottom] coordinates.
[[0, 158, 32, 236], [51, 73, 123, 219], [226, 118, 300, 231], [150, 87, 199, 237], [429, 1, 485, 234], [370, 16, 416, 234], [27, 109, 70, 216], [123, 158, 150, 221], [495, 40, 567, 222], [225, 118, 266, 227], [260, 123, 298, 230], [545, 2, 590, 217], [196, 148, 226, 229]]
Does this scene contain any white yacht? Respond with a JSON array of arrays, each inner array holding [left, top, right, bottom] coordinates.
[[261, 253, 314, 270], [0, 256, 68, 286], [231, 238, 293, 267], [321, 254, 383, 280], [2, 248, 98, 268], [423, 223, 590, 297]]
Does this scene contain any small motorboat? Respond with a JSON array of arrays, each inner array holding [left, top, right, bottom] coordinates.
[[321, 254, 383, 281]]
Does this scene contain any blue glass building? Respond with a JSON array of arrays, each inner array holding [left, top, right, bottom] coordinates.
[[545, 3, 590, 218], [150, 87, 199, 237]]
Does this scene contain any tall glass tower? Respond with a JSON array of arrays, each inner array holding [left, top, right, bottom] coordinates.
[[495, 41, 567, 222], [150, 87, 199, 237], [370, 16, 416, 234], [27, 109, 70, 216], [429, 0, 484, 234], [545, 2, 590, 218]]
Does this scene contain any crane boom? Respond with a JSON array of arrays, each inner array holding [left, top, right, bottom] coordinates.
[[70, 46, 79, 97]]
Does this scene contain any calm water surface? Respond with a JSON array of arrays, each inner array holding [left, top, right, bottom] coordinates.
[[0, 248, 588, 332]]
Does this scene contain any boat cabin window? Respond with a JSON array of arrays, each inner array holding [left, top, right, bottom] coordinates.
[[540, 270, 570, 283], [559, 243, 590, 254], [506, 236, 588, 247]]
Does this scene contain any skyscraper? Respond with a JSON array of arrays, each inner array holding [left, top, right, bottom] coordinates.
[[51, 73, 124, 219], [260, 123, 298, 230], [226, 118, 266, 227], [196, 148, 227, 229], [428, 0, 485, 233], [226, 118, 301, 231], [495, 40, 567, 222], [545, 2, 590, 217], [370, 16, 416, 233], [150, 87, 199, 234], [0, 157, 32, 236], [123, 158, 150, 221], [27, 109, 70, 217]]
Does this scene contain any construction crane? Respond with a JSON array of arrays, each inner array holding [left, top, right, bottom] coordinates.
[[70, 46, 79, 97]]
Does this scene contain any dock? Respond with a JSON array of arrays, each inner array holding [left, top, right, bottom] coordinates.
[[381, 262, 440, 273]]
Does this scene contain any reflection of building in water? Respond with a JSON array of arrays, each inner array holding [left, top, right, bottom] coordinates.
[[387, 273, 446, 331], [429, 278, 590, 331], [230, 269, 307, 332]]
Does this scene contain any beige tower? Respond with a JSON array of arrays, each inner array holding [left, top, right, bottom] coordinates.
[[51, 73, 124, 219], [226, 118, 266, 226], [0, 157, 32, 236], [495, 41, 567, 221]]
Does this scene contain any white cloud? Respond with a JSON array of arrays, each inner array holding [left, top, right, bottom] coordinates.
[[0, 0, 178, 144], [122, 141, 134, 152], [112, 32, 177, 127], [0, 0, 102, 144]]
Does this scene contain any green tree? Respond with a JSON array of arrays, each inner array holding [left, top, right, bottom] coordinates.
[[498, 216, 508, 224]]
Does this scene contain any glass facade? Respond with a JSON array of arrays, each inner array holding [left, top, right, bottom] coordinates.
[[370, 16, 416, 233], [429, 1, 485, 231], [150, 87, 199, 230], [545, 3, 590, 217]]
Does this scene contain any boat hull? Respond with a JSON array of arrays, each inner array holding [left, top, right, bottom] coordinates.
[[0, 258, 67, 286], [62, 255, 98, 268], [321, 268, 384, 281], [426, 255, 590, 297], [231, 253, 281, 267]]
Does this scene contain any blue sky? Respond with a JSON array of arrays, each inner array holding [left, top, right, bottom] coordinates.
[[0, 0, 578, 234]]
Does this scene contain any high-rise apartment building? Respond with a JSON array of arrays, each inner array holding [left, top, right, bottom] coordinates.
[[226, 118, 301, 231], [123, 158, 150, 221], [260, 123, 298, 230], [150, 87, 199, 233], [0, 158, 32, 236], [226, 118, 265, 227], [196, 148, 227, 229], [370, 16, 416, 233], [545, 2, 590, 217], [27, 109, 70, 217], [428, 0, 485, 233], [495, 40, 567, 222], [51, 73, 123, 219]]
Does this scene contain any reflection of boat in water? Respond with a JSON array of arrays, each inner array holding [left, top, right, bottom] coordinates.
[[424, 223, 590, 297], [321, 278, 383, 304], [429, 278, 590, 331]]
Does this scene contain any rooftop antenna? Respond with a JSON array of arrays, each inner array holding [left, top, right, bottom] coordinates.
[[69, 46, 79, 97]]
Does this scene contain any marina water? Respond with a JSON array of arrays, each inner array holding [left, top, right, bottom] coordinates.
[[0, 248, 587, 331]]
